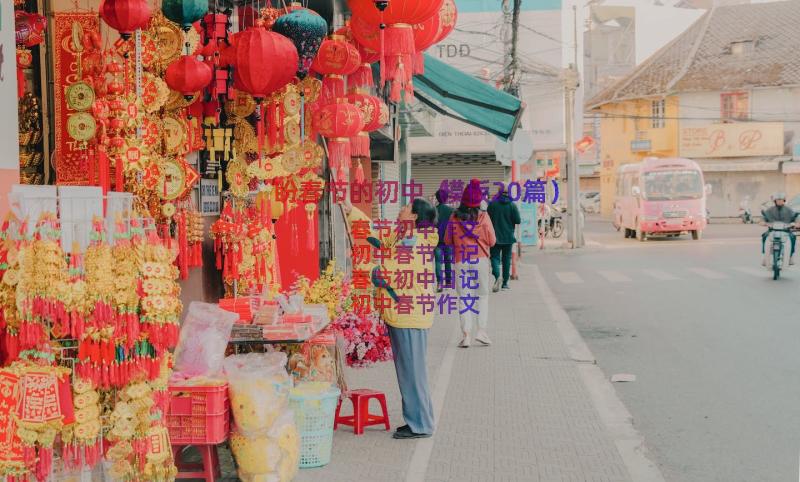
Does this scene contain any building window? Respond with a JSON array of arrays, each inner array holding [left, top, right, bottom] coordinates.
[[651, 99, 665, 129], [721, 92, 749, 121]]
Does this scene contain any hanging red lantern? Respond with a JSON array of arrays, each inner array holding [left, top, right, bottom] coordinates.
[[229, 27, 299, 98], [348, 0, 443, 25], [165, 55, 212, 99], [413, 0, 457, 75], [337, 24, 380, 90], [434, 0, 458, 44], [100, 0, 152, 40], [311, 35, 362, 104], [313, 100, 364, 178], [350, 12, 418, 101], [346, 91, 387, 182]]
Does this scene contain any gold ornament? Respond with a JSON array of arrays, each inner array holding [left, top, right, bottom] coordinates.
[[226, 158, 251, 198], [226, 93, 256, 118], [162, 115, 187, 154], [67, 112, 97, 142]]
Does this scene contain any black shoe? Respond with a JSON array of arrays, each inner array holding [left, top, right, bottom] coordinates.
[[394, 424, 411, 434], [393, 430, 432, 440]]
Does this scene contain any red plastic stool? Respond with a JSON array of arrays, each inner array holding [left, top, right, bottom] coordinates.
[[173, 444, 221, 481], [334, 389, 390, 435]]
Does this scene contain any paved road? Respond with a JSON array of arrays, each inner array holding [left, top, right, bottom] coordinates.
[[529, 218, 800, 482]]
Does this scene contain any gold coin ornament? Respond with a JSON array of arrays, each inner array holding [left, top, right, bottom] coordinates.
[[283, 89, 301, 118], [141, 73, 170, 114], [162, 202, 176, 218], [147, 12, 200, 70], [232, 119, 257, 154], [284, 121, 301, 146], [301, 140, 324, 169], [281, 147, 304, 174], [162, 116, 187, 154], [226, 158, 251, 198], [67, 112, 97, 142], [66, 82, 95, 111], [165, 89, 198, 111], [141, 117, 161, 149], [300, 77, 322, 103], [226, 93, 256, 118], [158, 157, 199, 200]]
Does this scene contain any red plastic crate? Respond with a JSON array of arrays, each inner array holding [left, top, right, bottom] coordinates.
[[167, 384, 230, 445]]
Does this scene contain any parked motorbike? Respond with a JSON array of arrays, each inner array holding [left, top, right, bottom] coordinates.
[[764, 221, 792, 280]]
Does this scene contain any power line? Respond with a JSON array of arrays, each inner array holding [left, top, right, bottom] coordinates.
[[590, 111, 800, 122]]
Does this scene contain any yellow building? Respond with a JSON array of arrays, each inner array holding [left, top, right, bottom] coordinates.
[[591, 97, 680, 217]]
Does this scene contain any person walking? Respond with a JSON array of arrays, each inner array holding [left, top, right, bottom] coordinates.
[[434, 189, 454, 292], [344, 198, 438, 439], [488, 186, 521, 292], [445, 179, 496, 348]]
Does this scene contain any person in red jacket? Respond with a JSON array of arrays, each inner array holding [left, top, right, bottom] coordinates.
[[445, 179, 497, 348]]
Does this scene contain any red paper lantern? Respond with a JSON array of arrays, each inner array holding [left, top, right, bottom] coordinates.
[[346, 91, 388, 181], [100, 0, 152, 40], [311, 35, 362, 104], [434, 0, 458, 44], [349, 14, 414, 101], [229, 27, 299, 98], [337, 24, 380, 89], [313, 100, 364, 178], [348, 0, 444, 25], [165, 55, 212, 98]]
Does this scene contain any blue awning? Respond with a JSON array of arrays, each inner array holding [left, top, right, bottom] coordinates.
[[412, 54, 525, 141]]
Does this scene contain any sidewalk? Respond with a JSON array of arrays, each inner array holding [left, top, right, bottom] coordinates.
[[293, 262, 663, 482]]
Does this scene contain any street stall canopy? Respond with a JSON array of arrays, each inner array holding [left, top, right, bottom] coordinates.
[[412, 54, 524, 141]]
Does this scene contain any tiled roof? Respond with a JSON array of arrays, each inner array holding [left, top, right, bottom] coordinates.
[[587, 1, 800, 108]]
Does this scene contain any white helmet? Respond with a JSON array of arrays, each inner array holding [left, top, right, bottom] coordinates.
[[771, 192, 787, 202]]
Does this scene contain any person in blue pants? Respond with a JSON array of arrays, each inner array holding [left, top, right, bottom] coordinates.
[[346, 198, 438, 439]]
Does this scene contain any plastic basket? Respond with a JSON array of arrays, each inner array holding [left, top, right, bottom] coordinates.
[[167, 384, 230, 445], [289, 386, 341, 468]]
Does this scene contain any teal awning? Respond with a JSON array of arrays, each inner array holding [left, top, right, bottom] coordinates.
[[413, 54, 524, 141]]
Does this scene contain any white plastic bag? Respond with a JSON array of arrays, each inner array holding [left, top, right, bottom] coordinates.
[[173, 302, 238, 378]]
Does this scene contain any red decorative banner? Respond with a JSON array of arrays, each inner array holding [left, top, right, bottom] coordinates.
[[53, 13, 99, 185], [0, 371, 24, 471]]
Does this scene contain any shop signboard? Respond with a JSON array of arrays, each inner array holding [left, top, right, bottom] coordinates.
[[199, 178, 220, 216], [679, 122, 784, 158]]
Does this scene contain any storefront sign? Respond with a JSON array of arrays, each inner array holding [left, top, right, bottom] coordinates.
[[199, 178, 220, 216], [679, 122, 784, 158]]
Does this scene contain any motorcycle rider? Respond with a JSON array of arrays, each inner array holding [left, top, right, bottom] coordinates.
[[761, 192, 798, 264]]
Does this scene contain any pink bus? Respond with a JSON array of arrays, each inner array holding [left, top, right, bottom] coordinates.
[[612, 157, 710, 241]]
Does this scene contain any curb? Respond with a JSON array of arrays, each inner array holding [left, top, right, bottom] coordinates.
[[531, 265, 666, 482]]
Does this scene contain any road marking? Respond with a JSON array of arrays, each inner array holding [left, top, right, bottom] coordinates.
[[532, 265, 666, 482], [733, 266, 766, 277], [597, 270, 631, 282], [688, 267, 728, 279], [642, 269, 679, 281], [555, 271, 584, 284]]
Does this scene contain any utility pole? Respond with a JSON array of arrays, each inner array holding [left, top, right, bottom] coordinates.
[[504, 0, 522, 96], [566, 4, 583, 248]]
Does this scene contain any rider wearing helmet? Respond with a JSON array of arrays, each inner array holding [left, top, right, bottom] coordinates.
[[761, 192, 798, 264]]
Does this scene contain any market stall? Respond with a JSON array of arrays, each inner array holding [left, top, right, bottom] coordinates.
[[2, 0, 458, 479]]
